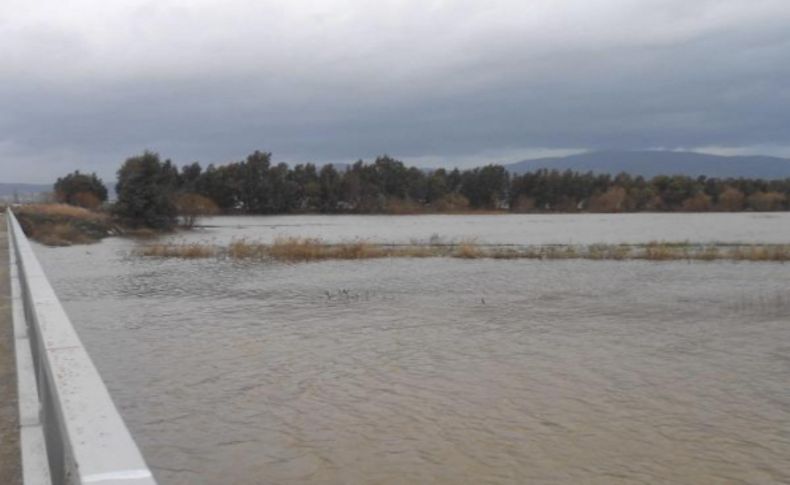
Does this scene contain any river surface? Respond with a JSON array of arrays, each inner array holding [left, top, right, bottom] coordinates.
[[34, 214, 790, 484]]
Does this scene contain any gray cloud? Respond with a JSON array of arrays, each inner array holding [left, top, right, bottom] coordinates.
[[2, 0, 790, 182]]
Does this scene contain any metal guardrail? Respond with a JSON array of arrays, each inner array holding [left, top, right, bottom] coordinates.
[[7, 210, 156, 485]]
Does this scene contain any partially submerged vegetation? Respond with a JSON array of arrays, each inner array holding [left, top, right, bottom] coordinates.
[[14, 204, 115, 246], [14, 153, 220, 247], [13, 154, 218, 245], [12, 201, 202, 247], [134, 238, 790, 263]]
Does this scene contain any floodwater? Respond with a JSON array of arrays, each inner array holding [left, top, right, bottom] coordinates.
[[165, 212, 790, 245], [34, 214, 790, 484]]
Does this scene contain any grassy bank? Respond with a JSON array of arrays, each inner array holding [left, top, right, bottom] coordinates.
[[11, 204, 173, 246], [135, 238, 790, 263], [13, 204, 116, 246]]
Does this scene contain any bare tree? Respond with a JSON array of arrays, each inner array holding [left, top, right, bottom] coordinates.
[[173, 193, 219, 228]]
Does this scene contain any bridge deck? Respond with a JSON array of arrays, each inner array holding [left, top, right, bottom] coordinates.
[[0, 213, 22, 483]]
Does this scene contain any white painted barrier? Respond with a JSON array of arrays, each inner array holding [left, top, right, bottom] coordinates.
[[7, 210, 156, 485]]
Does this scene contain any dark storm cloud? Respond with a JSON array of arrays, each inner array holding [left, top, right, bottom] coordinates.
[[2, 0, 790, 182]]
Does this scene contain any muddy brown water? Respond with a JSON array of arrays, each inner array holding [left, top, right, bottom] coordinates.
[[34, 214, 790, 484]]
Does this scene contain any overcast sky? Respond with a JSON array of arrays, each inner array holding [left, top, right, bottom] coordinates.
[[2, 0, 790, 183]]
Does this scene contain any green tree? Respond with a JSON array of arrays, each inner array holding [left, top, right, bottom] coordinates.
[[180, 162, 203, 192], [114, 151, 179, 229], [318, 164, 342, 212], [460, 165, 509, 209], [54, 171, 108, 209]]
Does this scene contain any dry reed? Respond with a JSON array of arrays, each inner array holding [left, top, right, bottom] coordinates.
[[134, 238, 790, 263], [16, 203, 107, 221], [454, 240, 484, 259], [15, 203, 112, 246], [136, 243, 217, 259]]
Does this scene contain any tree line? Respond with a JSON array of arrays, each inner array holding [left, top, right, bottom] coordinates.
[[53, 150, 790, 228]]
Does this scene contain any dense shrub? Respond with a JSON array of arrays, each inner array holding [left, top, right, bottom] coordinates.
[[54, 171, 108, 208]]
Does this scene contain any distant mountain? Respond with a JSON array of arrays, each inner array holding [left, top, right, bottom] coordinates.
[[505, 150, 790, 179], [0, 183, 51, 201]]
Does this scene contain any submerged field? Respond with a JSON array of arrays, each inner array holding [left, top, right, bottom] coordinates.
[[135, 237, 790, 262], [33, 214, 790, 484]]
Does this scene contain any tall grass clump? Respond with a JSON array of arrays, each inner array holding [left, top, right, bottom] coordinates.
[[16, 203, 105, 220], [15, 203, 113, 246], [268, 237, 327, 261], [731, 245, 790, 262], [641, 242, 678, 261], [136, 243, 217, 259], [228, 238, 268, 260], [453, 240, 483, 259], [267, 238, 391, 261], [132, 238, 790, 264], [697, 246, 721, 261]]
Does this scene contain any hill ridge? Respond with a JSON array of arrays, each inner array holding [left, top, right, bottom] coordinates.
[[504, 150, 790, 179]]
